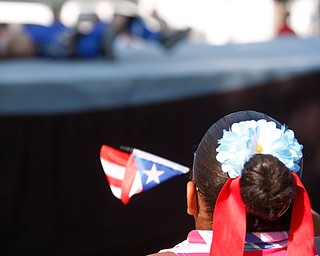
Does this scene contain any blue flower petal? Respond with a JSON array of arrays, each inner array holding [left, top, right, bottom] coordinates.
[[216, 119, 303, 177]]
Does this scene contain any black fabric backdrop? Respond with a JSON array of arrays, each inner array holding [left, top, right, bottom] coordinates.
[[1, 71, 320, 256]]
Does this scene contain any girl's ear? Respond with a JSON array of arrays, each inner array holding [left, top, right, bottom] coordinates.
[[187, 181, 198, 216]]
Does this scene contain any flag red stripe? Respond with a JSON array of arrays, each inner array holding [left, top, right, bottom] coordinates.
[[106, 175, 122, 188], [100, 145, 129, 166], [121, 153, 138, 205]]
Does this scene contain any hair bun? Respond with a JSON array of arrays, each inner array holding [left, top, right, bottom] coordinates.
[[240, 154, 296, 221]]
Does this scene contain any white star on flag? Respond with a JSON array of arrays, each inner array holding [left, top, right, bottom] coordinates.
[[143, 164, 165, 184]]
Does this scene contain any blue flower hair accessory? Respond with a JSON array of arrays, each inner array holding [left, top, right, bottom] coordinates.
[[216, 119, 303, 178]]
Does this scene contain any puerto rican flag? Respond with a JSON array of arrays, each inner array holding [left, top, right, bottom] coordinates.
[[100, 145, 190, 205]]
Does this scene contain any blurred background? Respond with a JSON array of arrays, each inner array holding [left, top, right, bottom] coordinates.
[[1, 0, 320, 44], [0, 0, 320, 256]]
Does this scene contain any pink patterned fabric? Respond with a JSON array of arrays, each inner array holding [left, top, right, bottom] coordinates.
[[159, 230, 319, 256]]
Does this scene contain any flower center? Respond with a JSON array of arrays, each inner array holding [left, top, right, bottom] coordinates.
[[256, 143, 263, 153]]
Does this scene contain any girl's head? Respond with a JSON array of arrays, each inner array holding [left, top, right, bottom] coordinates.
[[189, 110, 302, 231]]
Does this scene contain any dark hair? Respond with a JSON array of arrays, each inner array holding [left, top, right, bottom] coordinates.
[[241, 154, 296, 231], [192, 110, 299, 231]]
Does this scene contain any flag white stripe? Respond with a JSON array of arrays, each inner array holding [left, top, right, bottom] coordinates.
[[129, 172, 143, 197], [101, 159, 126, 180], [109, 185, 121, 199]]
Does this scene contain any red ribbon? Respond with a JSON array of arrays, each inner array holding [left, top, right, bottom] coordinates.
[[210, 172, 314, 256], [287, 172, 314, 255], [210, 176, 246, 255]]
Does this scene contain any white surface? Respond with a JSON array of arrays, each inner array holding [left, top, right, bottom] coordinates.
[[1, 37, 320, 115]]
